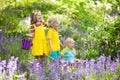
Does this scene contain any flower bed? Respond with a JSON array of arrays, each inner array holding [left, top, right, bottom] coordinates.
[[0, 55, 120, 80]]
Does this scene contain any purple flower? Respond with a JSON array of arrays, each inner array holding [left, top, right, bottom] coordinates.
[[110, 63, 118, 72], [114, 78, 119, 80], [60, 36, 66, 43], [97, 55, 106, 62], [1, 48, 10, 54]]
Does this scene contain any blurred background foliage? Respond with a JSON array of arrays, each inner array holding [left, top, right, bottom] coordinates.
[[0, 0, 120, 60]]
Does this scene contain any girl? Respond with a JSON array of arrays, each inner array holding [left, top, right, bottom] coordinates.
[[26, 10, 48, 61], [47, 16, 63, 60]]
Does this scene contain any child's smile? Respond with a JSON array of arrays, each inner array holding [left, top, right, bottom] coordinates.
[[36, 13, 42, 22]]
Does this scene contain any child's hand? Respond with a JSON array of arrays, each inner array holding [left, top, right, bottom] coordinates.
[[50, 48, 53, 52], [76, 50, 79, 55], [41, 20, 48, 27], [25, 34, 34, 38]]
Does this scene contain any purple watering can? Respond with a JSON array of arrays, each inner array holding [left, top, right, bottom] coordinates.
[[21, 38, 31, 50]]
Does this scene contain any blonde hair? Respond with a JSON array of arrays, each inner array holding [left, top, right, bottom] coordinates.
[[64, 38, 75, 46], [47, 16, 58, 27]]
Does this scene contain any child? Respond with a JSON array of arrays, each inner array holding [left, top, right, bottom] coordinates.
[[26, 10, 48, 61], [47, 16, 63, 60], [61, 38, 76, 63]]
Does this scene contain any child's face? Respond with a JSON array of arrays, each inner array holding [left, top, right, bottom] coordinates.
[[36, 12, 42, 22], [52, 20, 59, 29], [67, 41, 75, 49]]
